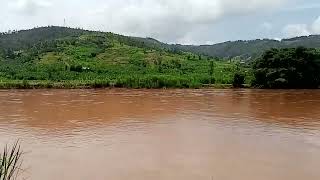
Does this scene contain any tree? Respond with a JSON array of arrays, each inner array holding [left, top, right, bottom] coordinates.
[[5, 49, 15, 59], [233, 72, 245, 88], [253, 47, 320, 88], [208, 61, 215, 84]]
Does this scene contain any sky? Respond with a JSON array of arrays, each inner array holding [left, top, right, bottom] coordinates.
[[0, 0, 320, 45]]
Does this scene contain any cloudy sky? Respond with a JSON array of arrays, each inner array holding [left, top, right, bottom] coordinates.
[[0, 0, 320, 44]]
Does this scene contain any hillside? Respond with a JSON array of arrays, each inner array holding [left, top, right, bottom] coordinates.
[[0, 26, 239, 88], [132, 36, 320, 59], [2, 26, 319, 88], [175, 36, 320, 59], [1, 26, 320, 60]]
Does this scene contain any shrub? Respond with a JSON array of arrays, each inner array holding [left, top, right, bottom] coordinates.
[[233, 72, 245, 88]]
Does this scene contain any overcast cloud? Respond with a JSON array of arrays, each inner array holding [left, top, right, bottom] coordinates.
[[282, 16, 320, 38], [0, 0, 320, 44]]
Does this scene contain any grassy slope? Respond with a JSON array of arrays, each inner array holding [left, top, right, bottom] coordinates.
[[0, 27, 249, 88]]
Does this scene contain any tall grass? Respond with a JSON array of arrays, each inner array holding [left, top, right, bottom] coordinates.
[[0, 142, 22, 180]]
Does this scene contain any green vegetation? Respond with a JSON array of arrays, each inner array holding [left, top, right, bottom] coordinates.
[[0, 142, 22, 180], [0, 27, 247, 89], [233, 73, 245, 88], [1, 27, 319, 89], [252, 47, 320, 89]]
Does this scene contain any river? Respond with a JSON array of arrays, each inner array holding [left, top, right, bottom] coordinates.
[[0, 89, 320, 180]]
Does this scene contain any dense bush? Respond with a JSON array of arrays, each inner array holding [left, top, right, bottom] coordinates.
[[253, 47, 320, 88], [232, 72, 245, 88]]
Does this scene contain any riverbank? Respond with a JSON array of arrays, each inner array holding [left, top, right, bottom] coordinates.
[[0, 80, 249, 89]]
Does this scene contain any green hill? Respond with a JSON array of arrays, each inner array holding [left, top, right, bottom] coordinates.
[[132, 36, 320, 60], [0, 26, 240, 88], [2, 26, 320, 60], [2, 26, 319, 88], [117, 34, 319, 60], [176, 36, 320, 59]]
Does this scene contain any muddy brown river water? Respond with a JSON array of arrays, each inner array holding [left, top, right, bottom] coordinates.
[[0, 89, 320, 180]]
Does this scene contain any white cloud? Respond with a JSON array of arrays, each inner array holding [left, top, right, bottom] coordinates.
[[311, 16, 320, 34], [273, 37, 282, 41], [282, 24, 311, 38], [282, 3, 320, 12], [91, 0, 286, 39], [261, 22, 273, 31], [0, 0, 289, 43], [8, 0, 52, 15], [282, 16, 320, 38]]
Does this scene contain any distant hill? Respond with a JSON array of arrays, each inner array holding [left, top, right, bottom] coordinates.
[[132, 35, 320, 60], [173, 35, 320, 59], [1, 26, 320, 60]]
